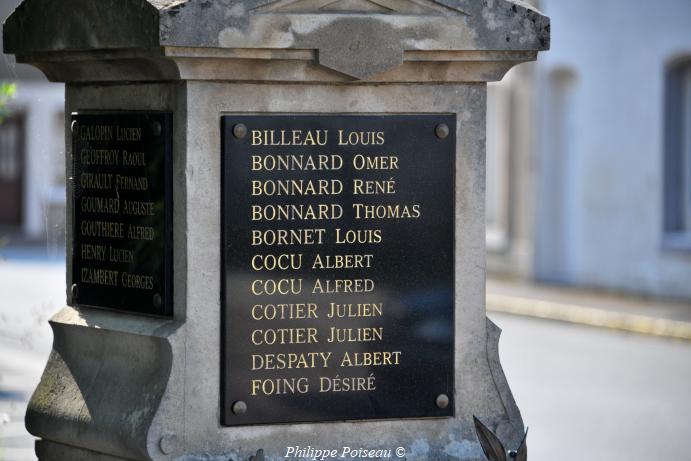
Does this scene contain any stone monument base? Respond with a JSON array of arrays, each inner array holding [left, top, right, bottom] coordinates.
[[36, 441, 132, 461]]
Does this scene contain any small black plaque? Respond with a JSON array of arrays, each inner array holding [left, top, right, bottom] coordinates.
[[71, 112, 173, 316], [222, 114, 455, 425]]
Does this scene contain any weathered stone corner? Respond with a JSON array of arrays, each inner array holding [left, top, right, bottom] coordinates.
[[4, 0, 549, 82]]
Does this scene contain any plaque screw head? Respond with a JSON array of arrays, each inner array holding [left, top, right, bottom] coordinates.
[[435, 123, 450, 139], [233, 123, 248, 139], [70, 120, 78, 133], [159, 433, 178, 455], [70, 284, 79, 299], [232, 400, 247, 415], [436, 393, 449, 409], [152, 121, 162, 137], [153, 293, 162, 309]]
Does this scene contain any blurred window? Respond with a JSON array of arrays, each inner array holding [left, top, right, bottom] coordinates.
[[663, 58, 691, 249], [0, 113, 24, 226]]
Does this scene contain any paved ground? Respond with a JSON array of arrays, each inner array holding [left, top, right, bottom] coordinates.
[[0, 258, 59, 461], [1, 254, 690, 460], [490, 312, 691, 461]]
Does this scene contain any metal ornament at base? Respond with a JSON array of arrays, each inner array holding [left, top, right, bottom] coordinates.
[[249, 449, 265, 461], [474, 416, 528, 461]]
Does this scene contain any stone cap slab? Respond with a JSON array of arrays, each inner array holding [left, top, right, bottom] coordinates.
[[4, 0, 549, 82]]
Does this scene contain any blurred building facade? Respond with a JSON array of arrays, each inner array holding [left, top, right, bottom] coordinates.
[[487, 0, 691, 300], [0, 0, 65, 245]]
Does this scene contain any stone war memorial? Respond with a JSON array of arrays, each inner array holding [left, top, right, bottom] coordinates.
[[3, 1, 549, 460]]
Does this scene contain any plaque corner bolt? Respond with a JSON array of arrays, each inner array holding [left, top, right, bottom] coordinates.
[[152, 121, 162, 137], [70, 283, 79, 299], [436, 393, 449, 409], [233, 123, 248, 139], [153, 293, 163, 308], [70, 120, 78, 133], [232, 400, 247, 415], [158, 432, 179, 455], [435, 123, 450, 139]]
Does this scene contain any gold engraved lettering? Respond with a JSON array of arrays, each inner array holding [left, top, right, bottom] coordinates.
[[352, 154, 398, 170], [340, 351, 402, 367], [251, 328, 318, 345], [251, 154, 342, 171], [352, 203, 421, 219], [251, 254, 303, 271], [109, 247, 134, 263], [115, 126, 142, 142], [81, 244, 107, 261], [238, 121, 426, 400], [122, 200, 155, 216], [337, 130, 385, 146], [251, 303, 318, 320], [251, 204, 343, 221], [80, 220, 124, 238], [121, 272, 154, 290], [327, 302, 383, 318], [80, 172, 112, 189], [127, 224, 155, 240], [319, 374, 376, 392], [80, 196, 120, 214], [251, 352, 332, 370], [115, 175, 148, 191], [251, 129, 328, 146], [251, 377, 310, 396], [312, 254, 373, 270], [353, 178, 396, 195], [334, 228, 382, 244], [122, 150, 146, 166], [251, 228, 326, 246], [80, 148, 119, 166], [79, 125, 114, 141], [326, 327, 383, 343], [81, 267, 119, 286], [251, 278, 303, 295], [251, 179, 343, 196], [312, 278, 374, 294]]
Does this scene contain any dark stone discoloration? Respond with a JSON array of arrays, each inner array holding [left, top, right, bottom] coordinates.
[[3, 0, 159, 53]]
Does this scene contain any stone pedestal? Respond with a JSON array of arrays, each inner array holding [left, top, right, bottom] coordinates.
[[4, 1, 548, 460]]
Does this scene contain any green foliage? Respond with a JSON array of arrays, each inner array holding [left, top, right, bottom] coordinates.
[[0, 82, 17, 123]]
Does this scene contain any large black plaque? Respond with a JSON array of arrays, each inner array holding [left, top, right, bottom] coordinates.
[[222, 114, 455, 425], [71, 112, 173, 316]]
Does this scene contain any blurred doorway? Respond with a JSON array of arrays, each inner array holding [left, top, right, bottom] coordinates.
[[536, 68, 578, 283], [0, 113, 24, 227]]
